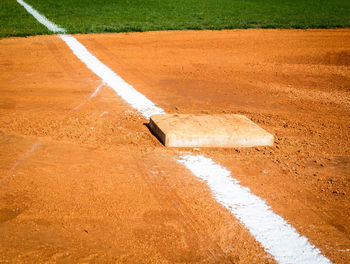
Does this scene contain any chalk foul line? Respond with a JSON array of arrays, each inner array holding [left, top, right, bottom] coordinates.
[[59, 34, 164, 119], [17, 0, 66, 33], [178, 155, 331, 264], [16, 1, 332, 263], [16, 0, 164, 119]]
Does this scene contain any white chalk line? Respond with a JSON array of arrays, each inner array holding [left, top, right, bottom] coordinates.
[[1, 142, 41, 185], [60, 34, 164, 119], [17, 0, 163, 119], [178, 155, 331, 264], [16, 1, 332, 263], [17, 0, 66, 33], [72, 81, 105, 111]]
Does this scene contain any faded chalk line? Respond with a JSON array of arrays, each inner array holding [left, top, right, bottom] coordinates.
[[16, 1, 332, 263], [72, 81, 105, 111], [99, 111, 109, 117], [1, 142, 40, 185], [72, 101, 85, 111], [90, 81, 105, 98]]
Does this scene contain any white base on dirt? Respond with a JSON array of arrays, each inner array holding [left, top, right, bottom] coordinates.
[[149, 114, 274, 147]]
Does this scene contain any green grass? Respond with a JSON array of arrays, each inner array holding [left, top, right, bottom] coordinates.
[[1, 0, 350, 38], [0, 0, 51, 37]]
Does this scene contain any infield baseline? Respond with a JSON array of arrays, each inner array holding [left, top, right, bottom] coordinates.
[[15, 1, 332, 263]]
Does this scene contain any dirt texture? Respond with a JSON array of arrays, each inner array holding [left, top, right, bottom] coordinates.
[[0, 29, 349, 263]]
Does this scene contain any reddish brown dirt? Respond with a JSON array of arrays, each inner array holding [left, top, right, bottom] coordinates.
[[0, 29, 349, 263], [0, 35, 273, 263], [75, 29, 350, 263]]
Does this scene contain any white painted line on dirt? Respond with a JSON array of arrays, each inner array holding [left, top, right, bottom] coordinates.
[[16, 1, 332, 263], [178, 155, 331, 264], [60, 34, 165, 119], [1, 142, 41, 185], [16, 0, 66, 33], [16, 0, 164, 119]]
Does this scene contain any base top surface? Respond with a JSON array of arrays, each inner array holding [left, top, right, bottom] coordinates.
[[149, 114, 274, 147]]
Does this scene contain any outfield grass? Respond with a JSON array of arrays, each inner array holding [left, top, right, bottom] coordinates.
[[1, 0, 350, 38]]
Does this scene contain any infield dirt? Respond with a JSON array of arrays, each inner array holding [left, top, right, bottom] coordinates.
[[0, 29, 349, 263]]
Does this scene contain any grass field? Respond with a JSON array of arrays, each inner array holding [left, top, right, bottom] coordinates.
[[1, 0, 350, 38]]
